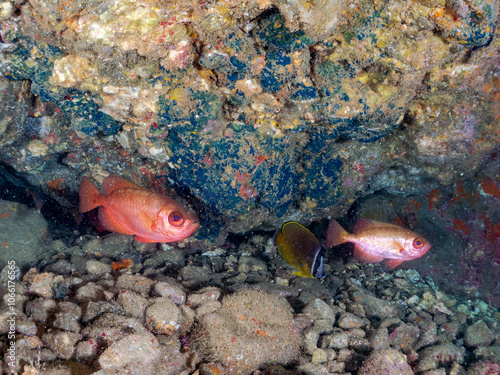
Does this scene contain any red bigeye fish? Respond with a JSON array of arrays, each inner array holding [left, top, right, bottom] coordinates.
[[326, 218, 431, 269], [79, 176, 200, 243]]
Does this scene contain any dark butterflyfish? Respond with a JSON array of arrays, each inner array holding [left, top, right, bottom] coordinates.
[[274, 221, 325, 279]]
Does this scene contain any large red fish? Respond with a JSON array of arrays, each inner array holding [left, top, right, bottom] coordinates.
[[326, 218, 431, 268], [79, 176, 200, 243]]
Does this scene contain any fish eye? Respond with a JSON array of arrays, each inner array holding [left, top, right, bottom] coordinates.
[[168, 211, 184, 227], [413, 238, 425, 249]]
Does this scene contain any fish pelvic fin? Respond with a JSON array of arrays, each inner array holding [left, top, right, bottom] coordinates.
[[79, 176, 104, 213], [134, 235, 161, 243], [386, 259, 405, 269], [326, 219, 349, 248], [353, 245, 384, 264]]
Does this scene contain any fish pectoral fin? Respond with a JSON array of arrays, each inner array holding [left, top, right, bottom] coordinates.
[[353, 245, 384, 263], [392, 240, 405, 254], [386, 259, 405, 269], [133, 211, 155, 232], [98, 207, 133, 235], [151, 222, 161, 234], [293, 259, 305, 267], [134, 235, 160, 243]]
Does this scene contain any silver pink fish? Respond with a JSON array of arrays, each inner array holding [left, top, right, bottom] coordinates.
[[326, 218, 431, 268]]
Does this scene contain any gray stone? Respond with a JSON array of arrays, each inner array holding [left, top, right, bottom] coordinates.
[[388, 323, 420, 352], [349, 286, 402, 320], [303, 328, 321, 355], [75, 282, 105, 302], [86, 260, 112, 276], [117, 290, 150, 319], [358, 348, 414, 375], [144, 246, 186, 268], [153, 281, 186, 304], [416, 343, 465, 372], [187, 287, 221, 308], [53, 302, 82, 332], [0, 311, 37, 336], [337, 312, 368, 329], [82, 314, 148, 346], [144, 297, 182, 335], [179, 265, 211, 285], [82, 301, 124, 323], [98, 332, 161, 370], [27, 272, 55, 298], [465, 320, 495, 348], [82, 234, 132, 257], [303, 299, 337, 325], [238, 256, 268, 273], [26, 298, 57, 323], [195, 300, 222, 318], [0, 200, 52, 270], [42, 331, 81, 360], [43, 259, 73, 275], [116, 274, 154, 296], [321, 331, 349, 350], [415, 319, 438, 350], [473, 345, 500, 363]]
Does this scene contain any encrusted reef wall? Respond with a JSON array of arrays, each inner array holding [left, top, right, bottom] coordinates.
[[0, 0, 499, 235]]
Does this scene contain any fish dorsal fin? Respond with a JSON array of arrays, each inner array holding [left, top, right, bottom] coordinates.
[[98, 207, 133, 235], [353, 218, 402, 234], [101, 176, 142, 195], [353, 245, 384, 263]]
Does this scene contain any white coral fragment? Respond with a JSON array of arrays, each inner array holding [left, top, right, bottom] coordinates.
[[273, 0, 348, 36]]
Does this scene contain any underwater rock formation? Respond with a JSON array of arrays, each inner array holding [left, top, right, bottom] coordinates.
[[193, 289, 301, 374], [1, 241, 499, 374], [0, 200, 52, 269], [0, 0, 498, 237]]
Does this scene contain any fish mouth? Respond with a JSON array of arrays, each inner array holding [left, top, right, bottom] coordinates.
[[186, 221, 201, 236]]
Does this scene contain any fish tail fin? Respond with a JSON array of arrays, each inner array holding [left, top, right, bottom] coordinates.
[[325, 219, 349, 248], [79, 176, 104, 213]]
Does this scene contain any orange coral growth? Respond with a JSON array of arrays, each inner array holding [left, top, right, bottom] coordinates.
[[111, 259, 133, 271], [452, 218, 471, 236], [47, 178, 64, 195], [450, 181, 467, 203], [426, 188, 441, 210], [481, 179, 500, 199]]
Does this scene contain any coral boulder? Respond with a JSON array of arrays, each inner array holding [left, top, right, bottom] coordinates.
[[193, 289, 301, 374]]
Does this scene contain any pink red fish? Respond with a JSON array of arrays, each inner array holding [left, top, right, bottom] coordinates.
[[326, 218, 431, 269], [79, 176, 200, 243]]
